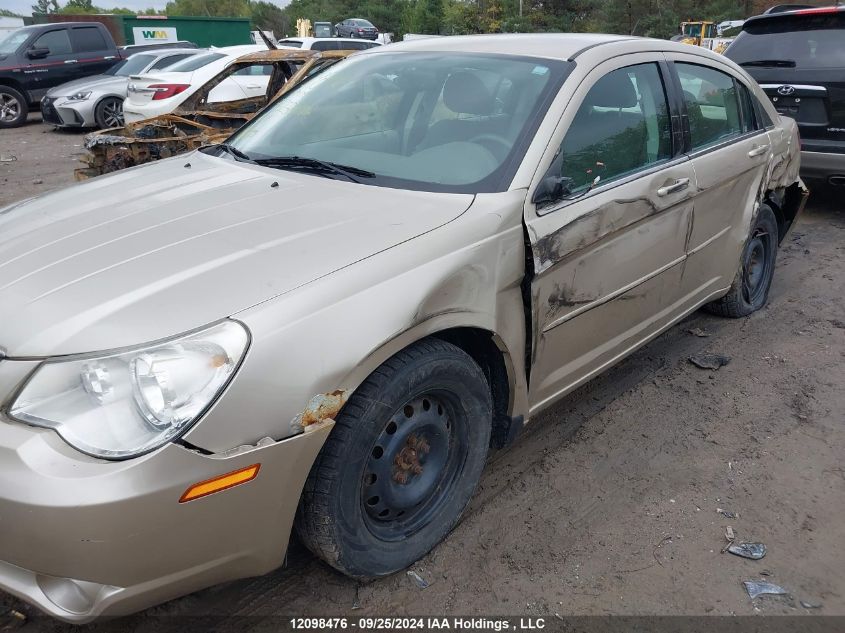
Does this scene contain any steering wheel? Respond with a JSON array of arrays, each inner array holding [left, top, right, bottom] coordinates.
[[469, 133, 511, 159]]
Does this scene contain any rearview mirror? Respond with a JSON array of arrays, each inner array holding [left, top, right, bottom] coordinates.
[[26, 47, 50, 60], [532, 176, 574, 208]]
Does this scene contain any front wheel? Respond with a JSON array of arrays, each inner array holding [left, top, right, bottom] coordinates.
[[94, 96, 124, 129], [706, 203, 779, 318], [296, 338, 492, 578]]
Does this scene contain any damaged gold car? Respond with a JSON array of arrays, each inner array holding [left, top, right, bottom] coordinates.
[[75, 48, 351, 180], [0, 34, 806, 621]]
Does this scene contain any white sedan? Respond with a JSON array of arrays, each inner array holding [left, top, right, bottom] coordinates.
[[123, 44, 266, 123]]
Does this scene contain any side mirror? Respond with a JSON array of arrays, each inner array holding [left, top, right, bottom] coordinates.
[[27, 47, 50, 60], [532, 176, 574, 208]]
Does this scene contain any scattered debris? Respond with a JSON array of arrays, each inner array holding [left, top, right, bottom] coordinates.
[[0, 155, 16, 163], [31, 178, 43, 185], [829, 319, 845, 329], [717, 508, 738, 519], [728, 543, 767, 560], [1, 609, 26, 630], [407, 570, 429, 589], [687, 327, 710, 338], [800, 600, 822, 609], [743, 580, 788, 599], [689, 353, 731, 370], [721, 526, 735, 553]]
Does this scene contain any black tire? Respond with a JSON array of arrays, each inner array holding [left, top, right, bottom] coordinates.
[[0, 86, 28, 128], [706, 204, 779, 318], [94, 96, 124, 129], [296, 338, 492, 578], [349, 31, 357, 38]]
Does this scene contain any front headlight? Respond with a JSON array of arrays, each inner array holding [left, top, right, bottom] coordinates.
[[65, 91, 92, 102], [8, 321, 249, 460]]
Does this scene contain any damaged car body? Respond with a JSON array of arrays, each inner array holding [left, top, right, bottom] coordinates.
[[75, 49, 350, 180], [0, 34, 806, 622]]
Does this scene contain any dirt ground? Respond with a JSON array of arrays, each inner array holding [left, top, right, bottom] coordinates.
[[2, 115, 844, 630]]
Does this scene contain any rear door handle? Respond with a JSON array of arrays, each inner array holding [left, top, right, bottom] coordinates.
[[656, 177, 690, 197], [748, 144, 770, 158]]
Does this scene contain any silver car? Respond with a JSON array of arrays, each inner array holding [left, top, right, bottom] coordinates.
[[0, 34, 806, 622], [41, 48, 201, 129]]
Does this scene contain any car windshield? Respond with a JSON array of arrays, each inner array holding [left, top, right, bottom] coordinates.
[[0, 28, 30, 55], [228, 52, 568, 193], [727, 12, 845, 69], [277, 40, 303, 48], [106, 54, 155, 76], [164, 52, 225, 72], [355, 20, 374, 27]]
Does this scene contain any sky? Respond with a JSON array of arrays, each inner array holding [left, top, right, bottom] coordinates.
[[1, 0, 291, 16]]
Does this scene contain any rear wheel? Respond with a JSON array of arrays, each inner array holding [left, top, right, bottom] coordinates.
[[0, 87, 27, 128], [296, 338, 492, 577], [94, 96, 124, 129], [706, 204, 779, 318]]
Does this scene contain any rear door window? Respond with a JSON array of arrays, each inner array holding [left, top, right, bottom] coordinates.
[[676, 63, 742, 150], [33, 30, 72, 56], [70, 27, 107, 53]]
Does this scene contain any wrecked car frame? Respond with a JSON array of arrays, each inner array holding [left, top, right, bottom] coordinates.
[[75, 49, 351, 180], [0, 35, 806, 622]]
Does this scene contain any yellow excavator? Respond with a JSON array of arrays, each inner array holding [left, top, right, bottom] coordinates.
[[672, 20, 737, 55], [676, 21, 718, 46]]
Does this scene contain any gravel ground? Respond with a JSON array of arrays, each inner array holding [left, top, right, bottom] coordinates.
[[2, 115, 844, 630]]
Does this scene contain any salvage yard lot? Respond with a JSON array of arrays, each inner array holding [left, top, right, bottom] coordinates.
[[2, 116, 844, 626]]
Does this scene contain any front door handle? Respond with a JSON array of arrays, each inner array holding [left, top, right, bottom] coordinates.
[[656, 177, 690, 197], [748, 144, 770, 158]]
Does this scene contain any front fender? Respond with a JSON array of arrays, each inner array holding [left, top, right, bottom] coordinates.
[[181, 191, 529, 454]]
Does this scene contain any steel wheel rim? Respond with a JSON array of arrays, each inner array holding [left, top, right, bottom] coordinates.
[[361, 392, 467, 541], [101, 98, 124, 128], [741, 227, 772, 305], [0, 92, 20, 122]]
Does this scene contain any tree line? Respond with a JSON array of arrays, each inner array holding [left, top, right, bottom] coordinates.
[[17, 0, 766, 41]]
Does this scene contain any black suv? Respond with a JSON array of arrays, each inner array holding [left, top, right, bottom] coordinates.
[[725, 6, 845, 185], [0, 22, 122, 128]]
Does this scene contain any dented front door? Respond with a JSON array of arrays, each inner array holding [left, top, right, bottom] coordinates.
[[524, 57, 696, 412]]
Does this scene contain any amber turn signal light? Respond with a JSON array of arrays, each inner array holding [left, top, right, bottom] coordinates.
[[179, 464, 261, 503]]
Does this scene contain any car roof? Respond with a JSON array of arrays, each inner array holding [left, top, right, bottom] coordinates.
[[280, 37, 381, 45], [211, 44, 267, 56], [745, 3, 845, 26], [365, 33, 633, 61], [128, 48, 203, 58], [235, 48, 320, 63]]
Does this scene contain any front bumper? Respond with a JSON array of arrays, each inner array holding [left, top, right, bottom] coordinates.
[[800, 149, 845, 181], [0, 360, 331, 622], [40, 97, 90, 128]]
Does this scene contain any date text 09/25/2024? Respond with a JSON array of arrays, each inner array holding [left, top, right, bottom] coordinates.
[[289, 618, 547, 630]]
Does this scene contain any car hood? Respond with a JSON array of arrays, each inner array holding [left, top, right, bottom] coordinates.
[[47, 75, 126, 97], [0, 152, 473, 357]]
